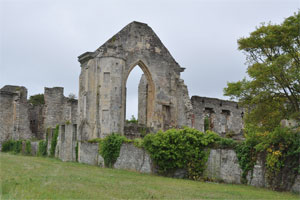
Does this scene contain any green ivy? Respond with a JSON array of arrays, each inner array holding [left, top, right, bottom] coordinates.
[[37, 140, 47, 156], [13, 140, 22, 154], [2, 140, 15, 152], [143, 127, 221, 180], [50, 125, 59, 157], [99, 133, 126, 167], [235, 125, 300, 190], [204, 117, 210, 131], [25, 140, 31, 155]]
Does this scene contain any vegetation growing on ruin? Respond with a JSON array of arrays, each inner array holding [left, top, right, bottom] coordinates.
[[1, 140, 23, 154], [50, 125, 59, 157], [37, 140, 47, 156], [143, 127, 235, 180], [25, 140, 31, 155], [126, 115, 138, 124], [98, 133, 126, 167], [28, 94, 45, 106], [235, 126, 300, 190], [2, 140, 31, 155], [1, 153, 298, 199]]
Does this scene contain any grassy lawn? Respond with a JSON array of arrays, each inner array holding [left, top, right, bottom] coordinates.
[[0, 153, 299, 199]]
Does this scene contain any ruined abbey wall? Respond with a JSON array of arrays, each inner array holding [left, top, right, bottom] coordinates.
[[191, 96, 244, 139], [0, 86, 33, 148], [0, 85, 78, 148], [77, 21, 193, 141]]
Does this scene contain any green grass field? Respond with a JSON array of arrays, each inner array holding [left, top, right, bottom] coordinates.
[[0, 153, 299, 199]]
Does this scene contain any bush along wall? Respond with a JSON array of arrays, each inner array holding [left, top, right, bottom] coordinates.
[[235, 126, 300, 191], [89, 127, 236, 180], [143, 127, 233, 180], [98, 134, 126, 167], [2, 140, 31, 155]]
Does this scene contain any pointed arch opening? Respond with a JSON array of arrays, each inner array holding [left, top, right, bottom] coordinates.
[[123, 60, 155, 128]]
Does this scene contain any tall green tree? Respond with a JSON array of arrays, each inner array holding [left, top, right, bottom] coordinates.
[[224, 12, 300, 131]]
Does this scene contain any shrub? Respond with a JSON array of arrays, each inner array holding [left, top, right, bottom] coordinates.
[[143, 127, 220, 180], [2, 140, 15, 152], [25, 140, 31, 155], [50, 125, 59, 157], [126, 115, 138, 124], [13, 140, 22, 154], [99, 133, 126, 167], [235, 125, 300, 190], [28, 94, 44, 106], [38, 140, 47, 156]]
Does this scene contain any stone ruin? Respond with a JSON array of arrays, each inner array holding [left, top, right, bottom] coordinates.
[[1, 21, 299, 193], [0, 21, 245, 155]]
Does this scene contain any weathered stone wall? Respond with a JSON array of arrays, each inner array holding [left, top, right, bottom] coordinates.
[[56, 124, 77, 162], [203, 149, 242, 183], [191, 96, 244, 139], [28, 104, 44, 139], [44, 87, 65, 129], [138, 74, 147, 125], [78, 21, 193, 141], [114, 143, 153, 173], [78, 141, 104, 166], [0, 86, 34, 148]]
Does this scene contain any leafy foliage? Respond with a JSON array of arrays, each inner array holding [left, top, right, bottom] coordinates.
[[99, 133, 126, 167], [2, 140, 15, 152], [126, 115, 138, 124], [13, 140, 22, 154], [235, 126, 300, 190], [50, 125, 59, 157], [204, 117, 210, 131], [224, 12, 300, 131], [37, 140, 47, 157], [28, 94, 45, 106], [143, 127, 222, 180], [25, 140, 31, 155]]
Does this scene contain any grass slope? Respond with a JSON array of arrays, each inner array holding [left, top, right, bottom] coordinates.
[[0, 153, 299, 199]]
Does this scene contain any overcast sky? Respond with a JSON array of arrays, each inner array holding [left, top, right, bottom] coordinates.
[[0, 0, 298, 119]]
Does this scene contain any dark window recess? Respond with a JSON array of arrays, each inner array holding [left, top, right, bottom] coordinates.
[[73, 124, 77, 141], [205, 107, 214, 113], [221, 110, 231, 116], [61, 125, 66, 143]]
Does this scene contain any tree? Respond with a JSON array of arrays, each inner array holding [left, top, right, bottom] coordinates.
[[28, 94, 45, 106], [224, 12, 300, 131]]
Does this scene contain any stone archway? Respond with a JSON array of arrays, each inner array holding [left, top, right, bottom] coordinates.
[[78, 21, 193, 140], [123, 60, 155, 127]]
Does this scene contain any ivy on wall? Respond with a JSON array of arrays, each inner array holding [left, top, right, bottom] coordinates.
[[235, 126, 300, 190]]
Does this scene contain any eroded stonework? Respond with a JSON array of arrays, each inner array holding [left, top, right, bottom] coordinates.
[[77, 21, 193, 140]]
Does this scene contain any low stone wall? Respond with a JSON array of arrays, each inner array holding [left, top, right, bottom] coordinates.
[[78, 141, 104, 166], [30, 141, 39, 156], [203, 149, 242, 184], [114, 143, 153, 173], [75, 142, 300, 193]]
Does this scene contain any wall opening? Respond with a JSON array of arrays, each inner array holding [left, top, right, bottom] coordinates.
[[61, 125, 65, 143], [221, 109, 231, 133], [125, 65, 144, 122], [73, 124, 77, 141], [204, 107, 215, 131], [123, 60, 155, 129]]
